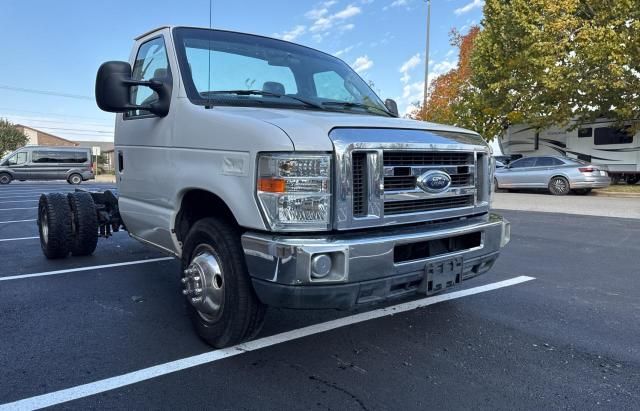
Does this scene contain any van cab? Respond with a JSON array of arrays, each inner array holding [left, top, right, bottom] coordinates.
[[0, 146, 94, 184]]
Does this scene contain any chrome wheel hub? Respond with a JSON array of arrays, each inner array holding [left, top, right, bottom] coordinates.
[[182, 247, 224, 320]]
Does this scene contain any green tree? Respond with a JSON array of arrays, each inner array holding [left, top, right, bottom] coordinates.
[[471, 0, 640, 136], [416, 0, 640, 139], [0, 119, 28, 155]]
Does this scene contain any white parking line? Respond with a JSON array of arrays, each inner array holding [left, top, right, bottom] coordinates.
[[0, 200, 38, 204], [0, 207, 38, 211], [0, 236, 39, 242], [0, 257, 175, 281], [0, 194, 45, 201], [0, 219, 36, 224], [0, 276, 534, 410]]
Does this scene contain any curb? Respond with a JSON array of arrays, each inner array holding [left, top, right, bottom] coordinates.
[[592, 190, 640, 198]]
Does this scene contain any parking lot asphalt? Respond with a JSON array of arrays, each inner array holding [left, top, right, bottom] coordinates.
[[1, 182, 639, 410]]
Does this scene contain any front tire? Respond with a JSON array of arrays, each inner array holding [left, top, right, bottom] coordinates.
[[0, 172, 12, 185], [549, 176, 570, 195], [68, 173, 83, 185], [181, 218, 266, 348], [573, 188, 592, 195], [38, 193, 72, 259]]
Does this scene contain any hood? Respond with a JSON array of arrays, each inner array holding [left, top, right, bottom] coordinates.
[[215, 107, 485, 151]]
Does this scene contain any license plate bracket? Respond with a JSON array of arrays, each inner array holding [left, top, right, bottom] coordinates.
[[421, 257, 463, 295]]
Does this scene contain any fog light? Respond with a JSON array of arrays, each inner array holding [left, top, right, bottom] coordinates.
[[311, 254, 332, 278]]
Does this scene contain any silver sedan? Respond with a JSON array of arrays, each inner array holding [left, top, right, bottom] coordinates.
[[494, 156, 611, 195]]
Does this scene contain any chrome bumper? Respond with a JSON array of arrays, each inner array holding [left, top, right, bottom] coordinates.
[[241, 213, 510, 309]]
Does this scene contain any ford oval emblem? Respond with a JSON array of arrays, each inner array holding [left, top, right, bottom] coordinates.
[[416, 170, 452, 193]]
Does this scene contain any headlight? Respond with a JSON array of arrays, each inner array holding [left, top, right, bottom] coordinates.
[[256, 153, 331, 231]]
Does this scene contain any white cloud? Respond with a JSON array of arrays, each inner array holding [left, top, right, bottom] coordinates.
[[308, 4, 362, 34], [334, 45, 355, 57], [352, 55, 374, 73], [454, 0, 484, 16], [383, 0, 409, 11], [432, 59, 457, 75], [399, 53, 421, 84], [273, 25, 306, 42], [390, 0, 408, 7]]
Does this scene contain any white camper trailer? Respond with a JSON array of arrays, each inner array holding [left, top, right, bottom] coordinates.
[[500, 120, 640, 184]]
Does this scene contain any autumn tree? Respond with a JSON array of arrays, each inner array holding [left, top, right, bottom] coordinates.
[[415, 0, 640, 139], [412, 27, 481, 127], [0, 119, 28, 155]]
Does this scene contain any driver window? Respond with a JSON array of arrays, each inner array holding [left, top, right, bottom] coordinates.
[[127, 37, 170, 118], [7, 152, 27, 165]]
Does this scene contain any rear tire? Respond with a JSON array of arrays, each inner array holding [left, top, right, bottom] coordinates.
[[67, 192, 99, 256], [548, 176, 570, 195], [181, 218, 266, 348], [627, 175, 639, 185], [38, 193, 72, 259], [68, 173, 83, 185], [0, 172, 11, 185]]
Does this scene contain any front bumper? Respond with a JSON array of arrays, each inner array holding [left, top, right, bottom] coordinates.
[[242, 213, 510, 309]]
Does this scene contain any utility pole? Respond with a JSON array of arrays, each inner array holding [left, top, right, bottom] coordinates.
[[423, 0, 432, 112]]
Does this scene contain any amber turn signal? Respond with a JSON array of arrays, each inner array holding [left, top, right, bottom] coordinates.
[[258, 178, 286, 193]]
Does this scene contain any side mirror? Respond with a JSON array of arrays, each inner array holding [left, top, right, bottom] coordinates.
[[95, 61, 171, 117], [385, 99, 399, 117]]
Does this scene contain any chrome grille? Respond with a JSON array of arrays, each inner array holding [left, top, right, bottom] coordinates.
[[332, 127, 491, 231], [384, 172, 473, 192], [384, 195, 474, 215], [352, 152, 367, 217], [383, 151, 472, 166]]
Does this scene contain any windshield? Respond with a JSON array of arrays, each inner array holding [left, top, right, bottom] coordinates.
[[172, 28, 390, 116]]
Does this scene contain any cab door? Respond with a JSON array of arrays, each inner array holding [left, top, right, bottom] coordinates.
[[5, 151, 29, 179], [115, 34, 177, 253]]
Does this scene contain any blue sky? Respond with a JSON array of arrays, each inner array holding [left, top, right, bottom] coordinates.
[[0, 0, 484, 142]]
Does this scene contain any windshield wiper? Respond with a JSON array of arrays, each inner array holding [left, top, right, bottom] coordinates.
[[320, 101, 395, 117], [201, 90, 323, 109]]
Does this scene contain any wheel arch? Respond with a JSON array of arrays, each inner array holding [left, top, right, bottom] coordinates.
[[548, 173, 571, 188], [174, 188, 240, 244]]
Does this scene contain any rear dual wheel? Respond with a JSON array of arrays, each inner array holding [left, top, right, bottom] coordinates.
[[38, 192, 99, 259]]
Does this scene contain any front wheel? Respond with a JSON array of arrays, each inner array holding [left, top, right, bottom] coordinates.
[[0, 172, 12, 185], [181, 218, 266, 348], [549, 176, 570, 195], [68, 173, 83, 185]]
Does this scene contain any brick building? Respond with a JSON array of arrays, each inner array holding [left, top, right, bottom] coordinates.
[[15, 124, 79, 147]]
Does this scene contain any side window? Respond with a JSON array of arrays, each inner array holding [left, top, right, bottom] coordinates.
[[535, 157, 562, 167], [510, 157, 535, 168], [7, 152, 27, 165], [128, 37, 170, 118], [314, 71, 354, 101], [594, 127, 633, 145], [578, 127, 592, 138]]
